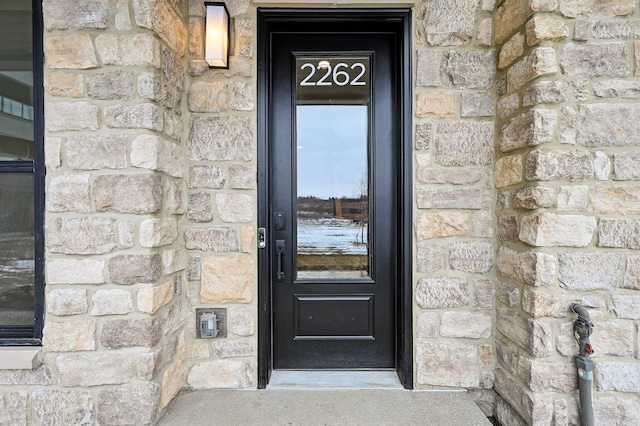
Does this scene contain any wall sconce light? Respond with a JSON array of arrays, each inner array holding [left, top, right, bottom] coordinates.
[[205, 2, 230, 68]]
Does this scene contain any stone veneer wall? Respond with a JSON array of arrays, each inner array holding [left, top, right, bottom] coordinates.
[[2, 0, 189, 423], [494, 0, 640, 424], [411, 0, 497, 413], [182, 0, 258, 390], [1, 0, 640, 425]]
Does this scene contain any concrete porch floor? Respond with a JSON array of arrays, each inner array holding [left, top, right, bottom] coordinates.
[[156, 372, 491, 425]]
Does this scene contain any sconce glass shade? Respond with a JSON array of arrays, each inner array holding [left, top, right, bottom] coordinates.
[[205, 2, 230, 68]]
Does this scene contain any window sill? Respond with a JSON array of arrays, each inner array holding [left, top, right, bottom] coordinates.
[[0, 347, 42, 369]]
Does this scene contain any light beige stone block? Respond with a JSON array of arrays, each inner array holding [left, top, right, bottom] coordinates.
[[416, 50, 440, 87], [416, 243, 445, 273], [519, 213, 596, 247], [95, 33, 161, 67], [498, 32, 524, 69], [212, 341, 254, 358], [416, 92, 455, 118], [46, 174, 90, 213], [530, 0, 558, 12], [496, 246, 556, 287], [189, 116, 253, 161], [43, 319, 96, 352], [161, 359, 185, 407], [416, 0, 480, 46], [241, 227, 254, 254], [97, 384, 160, 426], [495, 0, 532, 44], [611, 295, 640, 319], [43, 0, 110, 30], [559, 252, 623, 290], [86, 70, 134, 100], [45, 137, 62, 171], [434, 121, 494, 166], [229, 307, 255, 337], [597, 362, 640, 392], [440, 312, 492, 338], [513, 186, 554, 209], [519, 359, 577, 393], [64, 135, 128, 170], [101, 317, 162, 349], [557, 185, 589, 211], [416, 212, 469, 240], [133, 0, 187, 55], [500, 108, 557, 152], [415, 277, 469, 308], [47, 288, 88, 316], [522, 289, 567, 318], [138, 281, 174, 314], [234, 17, 253, 58], [56, 353, 131, 387], [104, 103, 163, 131], [507, 47, 558, 93], [108, 254, 162, 285], [579, 104, 640, 146], [560, 0, 636, 17], [163, 249, 187, 275], [94, 174, 162, 214], [417, 341, 479, 387], [187, 360, 243, 389], [449, 241, 493, 274], [115, 0, 133, 30], [417, 188, 484, 209], [184, 228, 240, 252], [32, 390, 94, 426], [188, 81, 229, 112], [46, 102, 98, 132], [44, 34, 98, 69], [230, 81, 255, 111], [526, 17, 569, 46], [47, 259, 105, 285], [496, 305, 552, 357], [495, 155, 523, 188], [164, 178, 184, 215], [91, 289, 133, 316], [561, 42, 628, 78], [416, 312, 438, 338], [139, 218, 178, 248], [477, 18, 493, 47], [201, 256, 254, 303], [591, 184, 640, 214], [440, 51, 495, 89], [44, 73, 83, 97], [189, 17, 203, 56], [47, 217, 117, 255], [216, 193, 254, 223]]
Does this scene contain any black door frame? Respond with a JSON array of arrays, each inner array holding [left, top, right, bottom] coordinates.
[[257, 8, 413, 389]]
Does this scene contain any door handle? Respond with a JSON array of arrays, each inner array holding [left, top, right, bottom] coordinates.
[[275, 240, 285, 281]]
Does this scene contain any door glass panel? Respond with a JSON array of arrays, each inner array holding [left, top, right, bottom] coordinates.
[[296, 105, 369, 279], [0, 0, 35, 161], [0, 173, 35, 327]]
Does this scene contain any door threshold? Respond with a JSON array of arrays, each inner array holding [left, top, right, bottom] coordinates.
[[267, 370, 403, 390]]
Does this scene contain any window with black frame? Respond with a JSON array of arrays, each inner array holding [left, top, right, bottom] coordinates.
[[0, 0, 44, 343]]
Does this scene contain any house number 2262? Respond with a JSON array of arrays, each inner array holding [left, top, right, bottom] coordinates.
[[299, 62, 367, 87]]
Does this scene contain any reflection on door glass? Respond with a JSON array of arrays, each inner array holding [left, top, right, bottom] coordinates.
[[296, 105, 369, 279], [0, 174, 35, 327], [0, 0, 35, 161]]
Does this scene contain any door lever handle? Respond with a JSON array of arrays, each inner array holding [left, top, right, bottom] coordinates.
[[275, 240, 285, 281]]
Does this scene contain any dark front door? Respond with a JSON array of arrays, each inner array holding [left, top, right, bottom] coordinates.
[[267, 24, 400, 370]]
